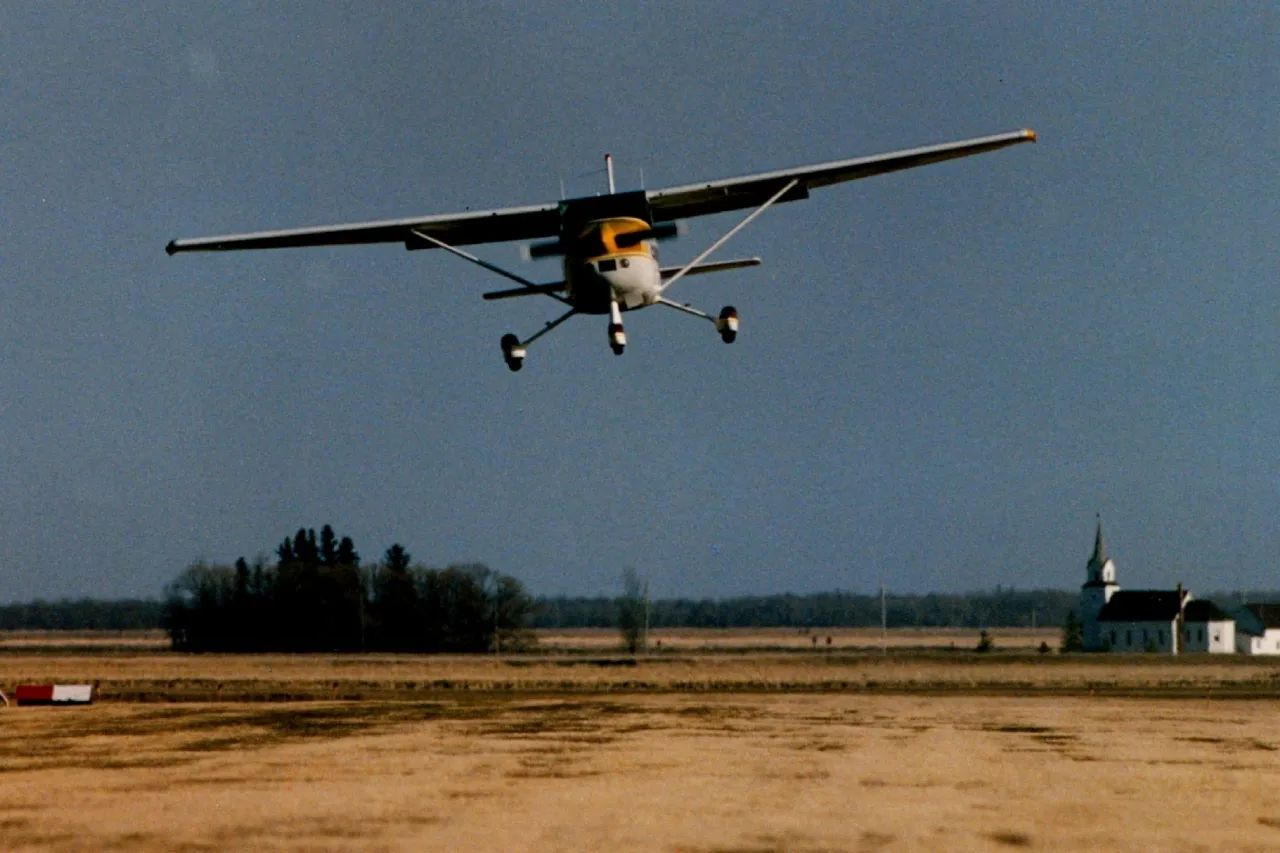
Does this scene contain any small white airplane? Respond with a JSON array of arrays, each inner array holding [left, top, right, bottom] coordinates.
[[167, 129, 1035, 370]]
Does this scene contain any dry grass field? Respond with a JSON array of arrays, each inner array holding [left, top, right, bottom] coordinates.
[[4, 632, 1280, 851]]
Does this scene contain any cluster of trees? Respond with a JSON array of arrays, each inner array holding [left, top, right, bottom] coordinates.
[[535, 588, 1080, 630], [0, 598, 163, 631], [164, 526, 534, 653]]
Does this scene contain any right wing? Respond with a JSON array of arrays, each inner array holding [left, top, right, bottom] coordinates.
[[646, 129, 1036, 221], [166, 202, 561, 255]]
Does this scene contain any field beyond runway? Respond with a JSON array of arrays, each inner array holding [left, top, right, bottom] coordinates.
[[3, 631, 1280, 851], [4, 627, 1280, 700]]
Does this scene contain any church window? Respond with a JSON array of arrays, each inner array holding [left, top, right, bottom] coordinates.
[[1198, 628, 1204, 643], [1110, 630, 1116, 645], [1142, 629, 1148, 643], [1158, 630, 1164, 645], [1126, 630, 1132, 646]]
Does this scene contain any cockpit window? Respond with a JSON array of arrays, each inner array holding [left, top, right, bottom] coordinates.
[[598, 259, 617, 272]]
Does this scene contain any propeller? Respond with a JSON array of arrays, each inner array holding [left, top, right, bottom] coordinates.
[[522, 221, 682, 259], [613, 222, 680, 248]]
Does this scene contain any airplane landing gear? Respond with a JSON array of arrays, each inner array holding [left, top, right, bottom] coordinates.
[[498, 308, 579, 371], [608, 298, 626, 356], [501, 333, 525, 371], [654, 297, 741, 345], [716, 306, 739, 343]]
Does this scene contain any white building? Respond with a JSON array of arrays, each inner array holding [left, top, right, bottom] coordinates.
[[1234, 604, 1280, 655], [1078, 520, 1235, 654], [1095, 589, 1184, 653], [1182, 600, 1235, 654]]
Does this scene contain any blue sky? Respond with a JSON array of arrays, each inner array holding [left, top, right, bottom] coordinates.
[[1, 2, 1276, 600]]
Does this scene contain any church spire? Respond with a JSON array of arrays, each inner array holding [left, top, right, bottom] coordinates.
[[1090, 515, 1107, 567]]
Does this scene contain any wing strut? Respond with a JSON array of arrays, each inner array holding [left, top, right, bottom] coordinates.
[[409, 228, 572, 307], [658, 179, 798, 295]]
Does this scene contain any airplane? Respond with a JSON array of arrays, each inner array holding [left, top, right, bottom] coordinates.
[[167, 128, 1035, 371]]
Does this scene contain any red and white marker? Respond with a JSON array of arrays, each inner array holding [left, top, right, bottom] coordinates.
[[14, 684, 93, 706]]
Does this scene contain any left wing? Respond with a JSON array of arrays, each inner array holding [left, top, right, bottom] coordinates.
[[646, 129, 1036, 221], [166, 202, 560, 255]]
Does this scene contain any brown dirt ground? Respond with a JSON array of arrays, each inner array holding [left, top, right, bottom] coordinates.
[[3, 693, 1280, 852]]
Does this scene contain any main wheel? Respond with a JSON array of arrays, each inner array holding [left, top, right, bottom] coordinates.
[[717, 306, 739, 343], [501, 333, 526, 371]]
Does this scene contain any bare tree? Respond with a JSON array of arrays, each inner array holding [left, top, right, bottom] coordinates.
[[617, 568, 648, 654]]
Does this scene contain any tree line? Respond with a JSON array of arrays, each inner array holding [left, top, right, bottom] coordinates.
[[0, 598, 163, 631], [163, 526, 534, 653], [535, 588, 1082, 630], [13, 569, 1276, 639]]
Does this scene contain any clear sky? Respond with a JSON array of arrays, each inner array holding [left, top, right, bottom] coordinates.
[[1, 2, 1276, 602]]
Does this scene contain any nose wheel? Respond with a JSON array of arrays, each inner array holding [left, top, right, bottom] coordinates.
[[607, 297, 627, 355], [716, 306, 739, 343]]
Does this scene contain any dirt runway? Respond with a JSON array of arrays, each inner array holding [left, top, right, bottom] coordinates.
[[3, 692, 1279, 851]]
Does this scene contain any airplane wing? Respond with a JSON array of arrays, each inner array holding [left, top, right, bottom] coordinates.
[[646, 129, 1036, 221], [167, 129, 1033, 255], [165, 202, 561, 255]]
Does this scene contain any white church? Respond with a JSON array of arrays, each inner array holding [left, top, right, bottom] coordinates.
[[1078, 521, 1280, 655]]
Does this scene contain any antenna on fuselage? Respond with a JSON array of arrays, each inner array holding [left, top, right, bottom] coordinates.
[[605, 153, 615, 195]]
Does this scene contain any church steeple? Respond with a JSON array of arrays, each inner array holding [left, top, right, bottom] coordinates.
[[1086, 515, 1117, 585], [1089, 517, 1108, 568], [1080, 515, 1120, 651]]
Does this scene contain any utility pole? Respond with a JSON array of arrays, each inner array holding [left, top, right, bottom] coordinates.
[[492, 576, 502, 656], [643, 580, 651, 654], [880, 583, 887, 655]]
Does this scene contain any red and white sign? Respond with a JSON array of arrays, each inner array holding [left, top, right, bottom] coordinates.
[[14, 684, 93, 706]]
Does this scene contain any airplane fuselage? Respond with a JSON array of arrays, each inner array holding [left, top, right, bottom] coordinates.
[[563, 217, 662, 314]]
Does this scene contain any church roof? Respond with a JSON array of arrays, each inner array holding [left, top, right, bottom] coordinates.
[[1088, 520, 1108, 567], [1097, 590, 1182, 623], [1183, 600, 1231, 623], [1242, 604, 1280, 631]]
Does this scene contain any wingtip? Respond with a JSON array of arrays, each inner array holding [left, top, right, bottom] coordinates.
[[165, 240, 178, 256], [1024, 128, 1038, 143]]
